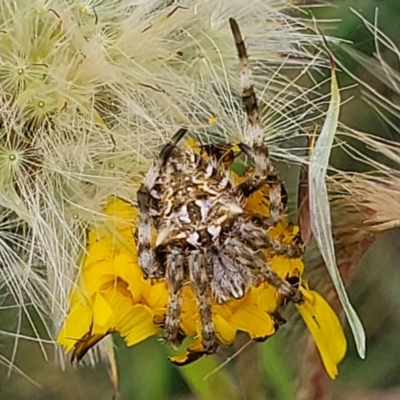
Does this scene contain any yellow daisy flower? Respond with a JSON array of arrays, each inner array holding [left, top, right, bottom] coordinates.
[[58, 191, 346, 379]]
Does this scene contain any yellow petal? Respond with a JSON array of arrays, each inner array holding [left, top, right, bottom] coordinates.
[[100, 285, 159, 346], [270, 256, 304, 279], [229, 303, 275, 340], [57, 300, 93, 352], [147, 282, 168, 312], [120, 304, 160, 346], [255, 284, 279, 314], [81, 238, 118, 296], [169, 353, 192, 365], [296, 288, 347, 379], [169, 339, 206, 366], [214, 314, 236, 345], [212, 304, 233, 321], [244, 184, 270, 216], [92, 291, 115, 330], [114, 251, 147, 303], [103, 197, 137, 227], [268, 221, 296, 244]]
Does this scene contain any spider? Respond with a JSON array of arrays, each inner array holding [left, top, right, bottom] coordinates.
[[135, 18, 304, 354]]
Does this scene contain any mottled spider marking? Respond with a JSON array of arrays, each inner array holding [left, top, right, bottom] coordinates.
[[229, 19, 262, 145], [225, 215, 303, 302], [229, 17, 285, 224], [137, 128, 187, 279], [163, 251, 184, 348], [189, 251, 217, 352]]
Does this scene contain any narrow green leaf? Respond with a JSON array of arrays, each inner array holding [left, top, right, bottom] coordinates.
[[309, 54, 366, 359]]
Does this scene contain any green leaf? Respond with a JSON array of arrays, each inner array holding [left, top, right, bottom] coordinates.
[[309, 52, 366, 359]]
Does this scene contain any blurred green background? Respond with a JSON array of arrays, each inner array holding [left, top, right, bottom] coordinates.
[[2, 1, 400, 399]]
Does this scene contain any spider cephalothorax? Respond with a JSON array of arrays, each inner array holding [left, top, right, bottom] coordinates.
[[135, 18, 304, 353]]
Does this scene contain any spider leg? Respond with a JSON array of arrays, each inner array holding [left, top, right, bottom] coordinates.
[[188, 251, 218, 353], [237, 142, 285, 226], [159, 127, 188, 164], [238, 242, 303, 303], [136, 128, 188, 278], [229, 18, 284, 223], [261, 265, 303, 303], [240, 219, 304, 258], [136, 186, 157, 278], [229, 18, 264, 147], [228, 222, 304, 304], [164, 252, 184, 348], [200, 143, 237, 168]]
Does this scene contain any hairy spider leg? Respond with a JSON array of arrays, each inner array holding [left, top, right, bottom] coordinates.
[[200, 142, 237, 168], [237, 219, 303, 303], [164, 252, 185, 347], [136, 128, 188, 278], [229, 17, 284, 224], [240, 214, 303, 258], [188, 251, 217, 352]]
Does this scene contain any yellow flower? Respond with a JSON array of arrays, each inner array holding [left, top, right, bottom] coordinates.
[[58, 192, 346, 378]]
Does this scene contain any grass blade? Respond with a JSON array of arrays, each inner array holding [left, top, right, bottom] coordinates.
[[309, 50, 366, 359]]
